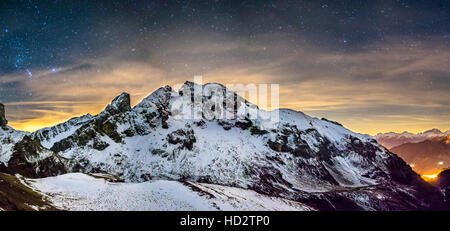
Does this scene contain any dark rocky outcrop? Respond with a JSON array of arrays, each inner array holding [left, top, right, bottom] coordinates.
[[167, 127, 196, 151], [437, 169, 450, 188], [321, 118, 343, 127], [105, 92, 131, 115], [0, 103, 8, 129], [0, 136, 66, 178], [267, 126, 325, 159]]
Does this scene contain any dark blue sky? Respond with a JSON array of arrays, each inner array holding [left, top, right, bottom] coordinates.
[[1, 0, 449, 74], [1, 0, 450, 134]]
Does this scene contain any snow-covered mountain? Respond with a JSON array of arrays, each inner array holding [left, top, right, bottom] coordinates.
[[0, 82, 447, 210], [374, 129, 450, 149]]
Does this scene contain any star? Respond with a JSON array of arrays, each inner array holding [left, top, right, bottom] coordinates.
[[26, 69, 33, 78]]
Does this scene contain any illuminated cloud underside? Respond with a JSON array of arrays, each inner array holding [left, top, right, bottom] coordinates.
[[2, 36, 450, 134]]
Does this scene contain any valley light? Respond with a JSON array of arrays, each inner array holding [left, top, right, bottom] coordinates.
[[409, 164, 415, 168], [422, 174, 438, 180], [438, 161, 444, 165]]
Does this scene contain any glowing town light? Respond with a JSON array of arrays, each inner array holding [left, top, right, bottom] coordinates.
[[422, 174, 438, 180]]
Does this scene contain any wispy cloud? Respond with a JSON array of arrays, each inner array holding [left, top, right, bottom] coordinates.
[[1, 32, 450, 135]]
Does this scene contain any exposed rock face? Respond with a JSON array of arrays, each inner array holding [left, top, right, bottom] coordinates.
[[0, 136, 66, 178], [104, 92, 131, 115], [167, 127, 196, 151], [0, 103, 8, 129]]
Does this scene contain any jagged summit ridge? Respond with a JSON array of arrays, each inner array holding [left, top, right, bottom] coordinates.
[[422, 128, 446, 135]]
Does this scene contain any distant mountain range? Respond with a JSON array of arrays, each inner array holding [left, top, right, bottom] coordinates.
[[0, 82, 447, 210], [374, 129, 450, 149]]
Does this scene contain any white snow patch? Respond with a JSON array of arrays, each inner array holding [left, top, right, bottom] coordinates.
[[25, 173, 313, 211]]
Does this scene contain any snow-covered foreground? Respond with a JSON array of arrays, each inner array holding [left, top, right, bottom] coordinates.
[[23, 173, 314, 211]]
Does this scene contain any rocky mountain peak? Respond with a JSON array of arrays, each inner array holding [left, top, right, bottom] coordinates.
[[423, 128, 443, 135], [105, 92, 131, 114], [183, 81, 196, 88], [0, 103, 8, 128]]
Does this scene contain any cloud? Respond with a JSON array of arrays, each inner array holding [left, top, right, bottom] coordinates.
[[1, 32, 450, 135], [3, 59, 170, 131]]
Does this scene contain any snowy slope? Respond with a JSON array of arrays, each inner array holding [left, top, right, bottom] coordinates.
[[32, 114, 94, 148], [0, 103, 65, 177], [0, 127, 66, 178], [0, 126, 27, 165], [22, 173, 313, 211], [0, 103, 27, 165]]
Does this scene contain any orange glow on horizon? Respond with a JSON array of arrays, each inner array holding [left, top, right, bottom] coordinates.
[[10, 120, 70, 133], [5, 98, 450, 135], [420, 168, 448, 182], [421, 174, 438, 181], [2, 73, 450, 135]]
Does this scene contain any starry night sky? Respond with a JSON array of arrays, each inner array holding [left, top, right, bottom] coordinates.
[[1, 0, 450, 134]]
